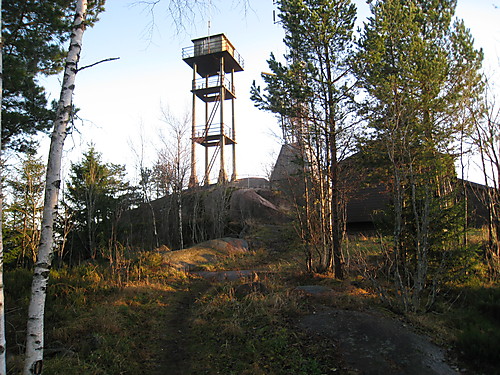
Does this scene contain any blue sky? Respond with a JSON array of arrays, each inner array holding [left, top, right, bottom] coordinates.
[[39, 0, 500, 184]]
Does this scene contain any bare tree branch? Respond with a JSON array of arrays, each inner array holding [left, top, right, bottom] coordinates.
[[78, 57, 120, 72], [131, 0, 252, 39]]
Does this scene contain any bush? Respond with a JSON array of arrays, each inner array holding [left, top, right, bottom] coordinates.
[[453, 286, 500, 372]]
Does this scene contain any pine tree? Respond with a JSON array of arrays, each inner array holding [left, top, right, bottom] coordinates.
[[2, 0, 105, 154], [354, 0, 484, 311], [65, 146, 135, 260], [251, 0, 357, 277]]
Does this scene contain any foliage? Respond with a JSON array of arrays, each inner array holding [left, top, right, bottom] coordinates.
[[3, 153, 45, 267], [1, 0, 106, 154], [251, 0, 358, 277], [65, 146, 139, 260], [451, 285, 500, 373], [353, 0, 484, 311]]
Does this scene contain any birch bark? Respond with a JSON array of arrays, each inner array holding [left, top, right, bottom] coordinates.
[[0, 0, 7, 372], [23, 1, 88, 373]]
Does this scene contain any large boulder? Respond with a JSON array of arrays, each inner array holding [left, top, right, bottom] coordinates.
[[229, 188, 290, 224], [161, 237, 249, 271]]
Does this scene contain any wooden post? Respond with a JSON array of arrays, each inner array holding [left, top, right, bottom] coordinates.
[[231, 68, 237, 181], [218, 56, 227, 183], [189, 63, 198, 187], [204, 76, 209, 185]]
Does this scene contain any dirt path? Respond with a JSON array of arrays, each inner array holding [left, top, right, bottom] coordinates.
[[155, 268, 459, 375], [299, 306, 458, 375], [155, 279, 210, 375]]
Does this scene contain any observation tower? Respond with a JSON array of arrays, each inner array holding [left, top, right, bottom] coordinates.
[[182, 33, 244, 186]]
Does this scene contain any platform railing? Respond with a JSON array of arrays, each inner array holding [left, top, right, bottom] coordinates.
[[195, 123, 233, 140], [192, 75, 235, 94], [182, 39, 244, 68]]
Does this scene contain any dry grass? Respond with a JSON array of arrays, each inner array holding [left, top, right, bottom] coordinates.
[[5, 225, 496, 374], [160, 238, 249, 271]]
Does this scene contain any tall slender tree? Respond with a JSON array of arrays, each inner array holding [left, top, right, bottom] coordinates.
[[23, 1, 105, 373], [251, 0, 357, 278], [4, 153, 45, 267], [0, 0, 6, 371], [472, 81, 500, 277]]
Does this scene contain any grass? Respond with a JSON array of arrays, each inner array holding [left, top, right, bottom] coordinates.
[[161, 238, 250, 271], [3, 222, 347, 374], [343, 229, 500, 374], [188, 278, 341, 375], [3, 224, 499, 374], [4, 252, 190, 375], [448, 285, 500, 374]]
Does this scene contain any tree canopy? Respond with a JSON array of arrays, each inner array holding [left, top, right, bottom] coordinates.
[[353, 0, 484, 311], [1, 0, 105, 153], [65, 146, 136, 260]]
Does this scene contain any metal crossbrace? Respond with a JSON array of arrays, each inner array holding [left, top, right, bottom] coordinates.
[[204, 94, 220, 138], [203, 145, 220, 185]]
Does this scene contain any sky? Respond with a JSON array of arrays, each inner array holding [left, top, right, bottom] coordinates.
[[39, 0, 500, 185]]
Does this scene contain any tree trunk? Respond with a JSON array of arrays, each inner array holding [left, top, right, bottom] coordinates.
[[23, 1, 88, 374], [0, 0, 7, 372]]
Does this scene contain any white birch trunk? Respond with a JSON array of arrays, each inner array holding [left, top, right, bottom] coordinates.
[[0, 0, 7, 372], [23, 1, 88, 374]]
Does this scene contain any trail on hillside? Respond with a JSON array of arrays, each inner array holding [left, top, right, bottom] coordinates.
[[155, 279, 210, 375], [153, 230, 460, 374]]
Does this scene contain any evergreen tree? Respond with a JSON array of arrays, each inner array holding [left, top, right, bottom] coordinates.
[[251, 0, 357, 277], [2, 0, 105, 154], [4, 153, 45, 267], [66, 146, 136, 259], [354, 0, 484, 311], [2, 0, 71, 153]]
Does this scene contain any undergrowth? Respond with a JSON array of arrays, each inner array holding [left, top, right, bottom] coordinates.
[[3, 225, 499, 375], [346, 229, 500, 374], [4, 251, 188, 375], [450, 285, 500, 374], [188, 277, 341, 374]]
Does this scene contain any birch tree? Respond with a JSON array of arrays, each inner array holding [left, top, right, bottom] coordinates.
[[129, 125, 160, 248], [24, 1, 90, 373], [0, 0, 6, 371], [158, 107, 190, 249]]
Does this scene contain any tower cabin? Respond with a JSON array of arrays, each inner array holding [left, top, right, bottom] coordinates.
[[182, 34, 244, 186]]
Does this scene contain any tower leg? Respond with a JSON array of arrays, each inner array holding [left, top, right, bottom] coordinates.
[[231, 144, 236, 182], [189, 63, 198, 187], [218, 137, 227, 184], [231, 88, 237, 182], [204, 96, 210, 185], [218, 57, 227, 184], [218, 167, 227, 183]]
